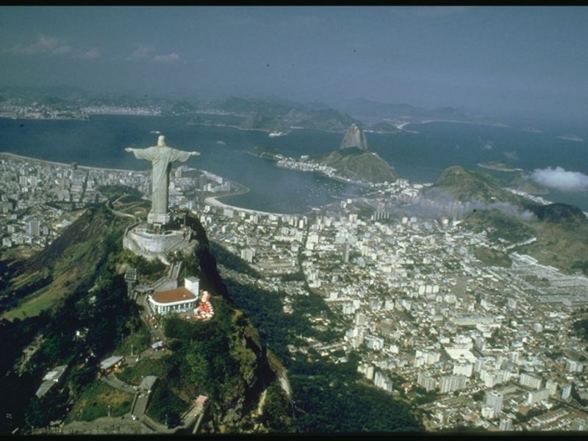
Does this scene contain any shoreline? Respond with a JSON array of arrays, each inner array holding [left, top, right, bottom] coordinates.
[[187, 121, 348, 135], [0, 151, 142, 174], [477, 162, 524, 173], [204, 194, 295, 217], [0, 150, 297, 216], [249, 149, 372, 188], [203, 178, 306, 217], [275, 162, 371, 187], [415, 119, 510, 128]]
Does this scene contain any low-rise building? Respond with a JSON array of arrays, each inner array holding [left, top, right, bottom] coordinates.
[[99, 355, 124, 374], [148, 287, 198, 315], [35, 365, 68, 399]]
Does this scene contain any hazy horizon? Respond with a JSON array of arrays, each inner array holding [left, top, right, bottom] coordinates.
[[1, 6, 588, 123]]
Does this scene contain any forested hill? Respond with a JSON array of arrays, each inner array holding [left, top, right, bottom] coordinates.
[[431, 165, 588, 276], [0, 193, 292, 434]]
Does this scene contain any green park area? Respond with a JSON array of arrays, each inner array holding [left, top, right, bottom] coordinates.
[[118, 357, 169, 386], [66, 381, 134, 422]]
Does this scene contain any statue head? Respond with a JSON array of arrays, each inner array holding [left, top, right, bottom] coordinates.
[[157, 135, 166, 147]]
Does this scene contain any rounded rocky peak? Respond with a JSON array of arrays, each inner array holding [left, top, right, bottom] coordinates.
[[340, 123, 368, 151]]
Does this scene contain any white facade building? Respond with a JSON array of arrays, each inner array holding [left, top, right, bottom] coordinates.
[[148, 277, 199, 316], [440, 375, 467, 394], [519, 372, 543, 390], [485, 390, 503, 416], [184, 276, 200, 298]]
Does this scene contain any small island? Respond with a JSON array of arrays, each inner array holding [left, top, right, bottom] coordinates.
[[477, 161, 523, 173]]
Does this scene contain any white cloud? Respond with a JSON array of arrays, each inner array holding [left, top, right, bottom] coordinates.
[[7, 35, 72, 56], [4, 35, 101, 61], [128, 45, 155, 60], [127, 46, 180, 64], [530, 166, 588, 192], [77, 48, 101, 60], [152, 52, 180, 63]]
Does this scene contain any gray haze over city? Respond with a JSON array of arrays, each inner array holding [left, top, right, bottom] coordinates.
[[1, 6, 588, 122]]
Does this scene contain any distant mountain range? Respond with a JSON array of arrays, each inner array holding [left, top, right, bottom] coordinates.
[[333, 97, 500, 129], [0, 86, 502, 132], [202, 96, 359, 132], [207, 96, 497, 133], [339, 97, 468, 118]]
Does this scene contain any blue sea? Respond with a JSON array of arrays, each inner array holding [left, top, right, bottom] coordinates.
[[0, 115, 586, 212]]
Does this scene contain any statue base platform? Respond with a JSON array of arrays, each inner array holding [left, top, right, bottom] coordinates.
[[148, 212, 171, 225], [123, 222, 197, 264]]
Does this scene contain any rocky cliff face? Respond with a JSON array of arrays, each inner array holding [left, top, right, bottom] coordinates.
[[340, 123, 368, 151]]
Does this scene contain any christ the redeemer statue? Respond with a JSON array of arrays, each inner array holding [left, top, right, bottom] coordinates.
[[126, 135, 199, 225]]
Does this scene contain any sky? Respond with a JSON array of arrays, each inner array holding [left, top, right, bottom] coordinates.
[[1, 6, 588, 122]]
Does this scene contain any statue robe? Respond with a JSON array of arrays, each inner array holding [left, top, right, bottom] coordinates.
[[130, 146, 192, 219]]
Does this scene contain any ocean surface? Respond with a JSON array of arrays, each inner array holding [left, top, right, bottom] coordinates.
[[0, 115, 586, 213]]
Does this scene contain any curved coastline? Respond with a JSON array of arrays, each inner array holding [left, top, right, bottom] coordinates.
[[1, 151, 301, 217], [0, 151, 141, 174], [204, 186, 298, 217], [204, 179, 310, 217]]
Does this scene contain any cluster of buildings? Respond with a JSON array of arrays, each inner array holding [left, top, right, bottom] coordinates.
[[169, 167, 233, 212], [0, 99, 163, 120], [0, 155, 229, 257], [200, 203, 303, 277], [196, 179, 588, 432], [275, 153, 376, 186], [0, 102, 86, 120], [0, 154, 150, 252], [276, 155, 338, 180], [80, 105, 162, 116]]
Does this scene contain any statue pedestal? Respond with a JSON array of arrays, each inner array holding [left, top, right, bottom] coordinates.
[[123, 223, 197, 264], [148, 212, 171, 225]]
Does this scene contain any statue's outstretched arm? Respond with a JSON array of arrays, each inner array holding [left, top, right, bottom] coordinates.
[[170, 148, 200, 162], [125, 147, 154, 160]]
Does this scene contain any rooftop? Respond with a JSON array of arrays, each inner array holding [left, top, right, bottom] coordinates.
[[42, 364, 68, 382], [35, 381, 56, 399], [140, 375, 158, 391], [151, 287, 197, 304], [100, 355, 124, 370]]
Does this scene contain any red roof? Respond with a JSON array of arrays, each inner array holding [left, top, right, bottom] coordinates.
[[152, 287, 197, 304]]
